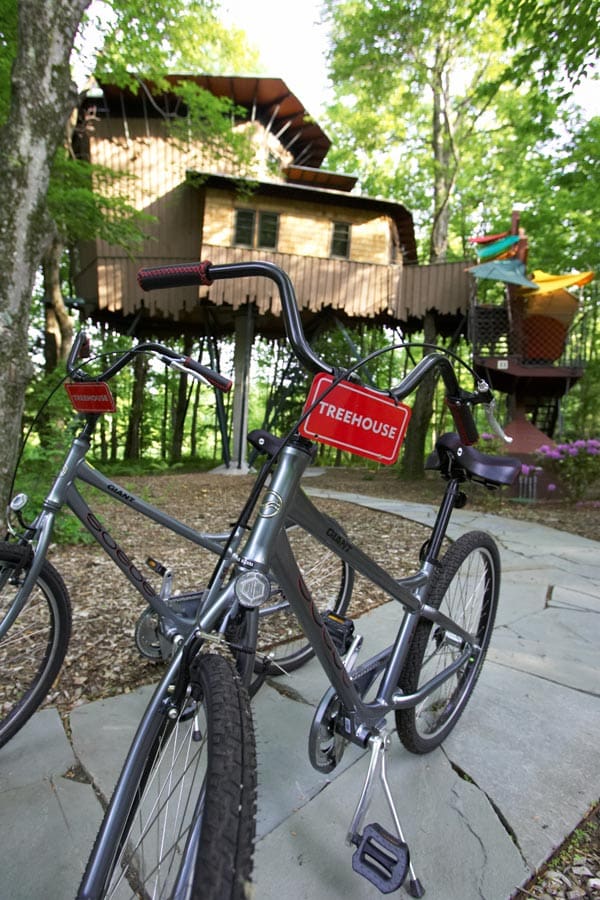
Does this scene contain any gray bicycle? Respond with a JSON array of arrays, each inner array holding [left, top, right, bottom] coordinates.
[[7, 259, 521, 899], [0, 339, 354, 749], [77, 260, 521, 899]]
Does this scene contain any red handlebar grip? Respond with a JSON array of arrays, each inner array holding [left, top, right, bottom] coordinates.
[[137, 261, 213, 291], [446, 397, 479, 445], [184, 358, 232, 393]]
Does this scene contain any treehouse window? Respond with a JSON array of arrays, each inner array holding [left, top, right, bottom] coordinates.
[[257, 212, 279, 249], [234, 209, 255, 246], [331, 222, 351, 258], [234, 209, 279, 249]]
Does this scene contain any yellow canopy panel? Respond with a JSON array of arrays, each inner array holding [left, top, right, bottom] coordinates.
[[527, 269, 595, 294], [523, 289, 579, 325]]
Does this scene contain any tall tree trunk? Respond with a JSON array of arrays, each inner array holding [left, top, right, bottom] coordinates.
[[0, 0, 90, 524], [428, 47, 458, 264], [99, 415, 108, 463], [42, 233, 73, 372], [161, 369, 170, 461], [125, 352, 148, 460], [171, 335, 193, 463], [190, 381, 201, 459], [110, 392, 119, 463], [402, 47, 459, 479], [400, 312, 439, 479], [189, 339, 204, 459]]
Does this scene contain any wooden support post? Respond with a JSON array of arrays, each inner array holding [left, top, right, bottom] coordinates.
[[231, 304, 254, 470]]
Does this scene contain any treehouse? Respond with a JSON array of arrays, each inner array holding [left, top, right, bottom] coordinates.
[[467, 218, 594, 455], [72, 74, 472, 466], [73, 75, 470, 338]]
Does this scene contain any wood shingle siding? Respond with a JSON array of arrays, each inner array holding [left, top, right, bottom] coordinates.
[[74, 76, 470, 337]]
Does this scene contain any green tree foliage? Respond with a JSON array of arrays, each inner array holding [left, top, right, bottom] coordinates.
[[511, 116, 600, 273], [0, 0, 91, 524], [492, 0, 600, 89], [48, 149, 152, 249], [86, 0, 260, 86], [0, 0, 263, 522], [322, 0, 528, 262], [80, 0, 260, 172], [321, 0, 600, 472], [0, 1, 17, 124], [321, 0, 598, 268]]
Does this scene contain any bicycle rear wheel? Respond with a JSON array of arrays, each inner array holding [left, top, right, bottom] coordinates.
[[0, 542, 71, 748], [78, 651, 256, 900], [396, 531, 500, 754], [255, 520, 354, 676]]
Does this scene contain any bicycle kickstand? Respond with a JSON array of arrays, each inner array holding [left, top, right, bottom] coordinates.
[[347, 730, 425, 897]]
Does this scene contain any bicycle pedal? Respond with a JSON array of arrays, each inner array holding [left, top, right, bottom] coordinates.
[[351, 823, 409, 894], [323, 612, 355, 654], [146, 556, 168, 577]]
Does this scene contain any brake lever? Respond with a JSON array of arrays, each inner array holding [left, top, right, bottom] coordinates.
[[160, 356, 203, 380], [484, 400, 513, 443], [475, 380, 513, 444]]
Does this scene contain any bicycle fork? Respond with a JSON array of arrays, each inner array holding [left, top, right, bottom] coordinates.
[[347, 729, 425, 897]]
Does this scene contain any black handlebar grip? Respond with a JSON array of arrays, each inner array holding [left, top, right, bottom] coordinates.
[[184, 358, 232, 393], [446, 397, 479, 446], [137, 262, 213, 292]]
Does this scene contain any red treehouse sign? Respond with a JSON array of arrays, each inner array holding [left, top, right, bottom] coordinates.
[[299, 375, 411, 465]]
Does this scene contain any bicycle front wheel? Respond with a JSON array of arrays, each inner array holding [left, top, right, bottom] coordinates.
[[396, 531, 500, 754], [79, 651, 256, 900], [0, 542, 72, 748], [256, 520, 354, 676]]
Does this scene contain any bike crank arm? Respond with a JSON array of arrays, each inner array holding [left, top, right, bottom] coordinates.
[[347, 730, 424, 897]]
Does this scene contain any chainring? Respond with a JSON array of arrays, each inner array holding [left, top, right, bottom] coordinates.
[[308, 686, 347, 773]]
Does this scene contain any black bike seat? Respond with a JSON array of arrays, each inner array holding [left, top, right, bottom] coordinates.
[[426, 433, 521, 487]]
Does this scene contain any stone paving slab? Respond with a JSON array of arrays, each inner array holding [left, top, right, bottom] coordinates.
[[69, 683, 155, 801], [494, 572, 550, 626], [1, 494, 599, 900], [0, 707, 73, 791], [488, 604, 600, 694], [253, 737, 530, 900], [253, 682, 365, 837], [444, 662, 600, 869], [0, 710, 103, 900]]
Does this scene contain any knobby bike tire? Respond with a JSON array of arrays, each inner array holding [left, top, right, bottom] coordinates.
[[78, 651, 256, 900], [396, 531, 500, 754], [254, 519, 355, 678], [0, 542, 72, 749]]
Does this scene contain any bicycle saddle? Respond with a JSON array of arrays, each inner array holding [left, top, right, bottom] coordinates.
[[426, 433, 522, 487]]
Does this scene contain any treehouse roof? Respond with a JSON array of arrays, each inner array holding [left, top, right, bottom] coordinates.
[[94, 74, 332, 169]]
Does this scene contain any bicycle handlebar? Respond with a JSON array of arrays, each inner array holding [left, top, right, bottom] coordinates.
[[137, 261, 334, 378], [137, 260, 485, 443], [67, 334, 232, 393], [68, 259, 504, 444]]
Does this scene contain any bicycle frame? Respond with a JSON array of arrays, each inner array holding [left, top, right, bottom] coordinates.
[[72, 260, 512, 898], [4, 409, 484, 753], [1, 417, 237, 640], [77, 426, 482, 894], [194, 436, 487, 750]]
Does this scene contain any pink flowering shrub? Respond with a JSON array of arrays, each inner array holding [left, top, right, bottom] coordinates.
[[535, 439, 600, 500]]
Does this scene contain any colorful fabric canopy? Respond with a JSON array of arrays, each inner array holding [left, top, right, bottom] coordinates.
[[475, 234, 521, 260], [469, 231, 510, 245], [523, 289, 579, 325], [523, 269, 595, 294], [466, 258, 539, 288]]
